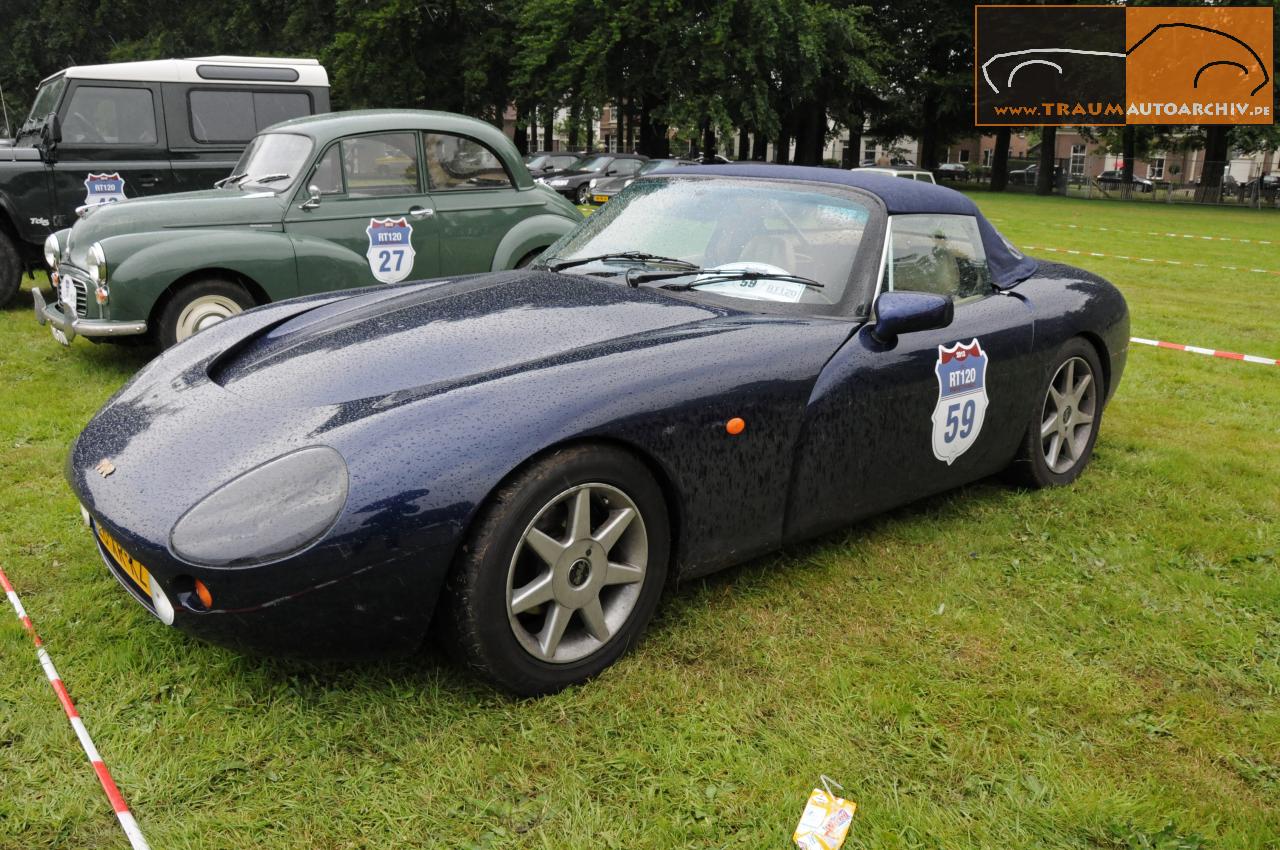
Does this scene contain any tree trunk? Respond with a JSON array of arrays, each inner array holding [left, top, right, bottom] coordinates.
[[846, 112, 863, 169], [568, 102, 580, 150], [1121, 125, 1135, 189], [792, 100, 826, 165], [513, 106, 528, 155], [737, 128, 750, 161], [701, 118, 716, 163], [543, 108, 554, 152], [529, 111, 539, 151], [774, 111, 794, 164], [1194, 124, 1230, 201], [1035, 126, 1057, 195], [990, 127, 1011, 191], [751, 131, 767, 161], [585, 105, 594, 151], [638, 96, 670, 158]]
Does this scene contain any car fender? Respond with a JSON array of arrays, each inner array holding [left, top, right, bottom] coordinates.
[[101, 229, 299, 319], [489, 212, 580, 271]]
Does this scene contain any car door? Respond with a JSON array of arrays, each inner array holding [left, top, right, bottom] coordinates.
[[786, 213, 1037, 541], [423, 131, 542, 272], [285, 131, 440, 292], [50, 81, 171, 224]]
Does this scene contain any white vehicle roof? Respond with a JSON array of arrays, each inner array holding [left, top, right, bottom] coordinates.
[[856, 167, 936, 184], [43, 56, 328, 88]]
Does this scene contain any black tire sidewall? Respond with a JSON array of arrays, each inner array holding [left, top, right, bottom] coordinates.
[[443, 445, 670, 696], [0, 231, 22, 307], [1018, 337, 1105, 488], [575, 184, 590, 204], [156, 277, 253, 349]]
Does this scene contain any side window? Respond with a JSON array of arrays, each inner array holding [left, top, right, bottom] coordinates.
[[189, 90, 313, 144], [424, 133, 513, 190], [311, 144, 344, 195], [340, 133, 420, 197], [190, 90, 255, 142], [889, 214, 992, 300], [613, 159, 642, 176], [62, 86, 157, 145]]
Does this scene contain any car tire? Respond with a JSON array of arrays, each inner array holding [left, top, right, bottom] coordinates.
[[0, 231, 23, 307], [575, 185, 590, 205], [1007, 337, 1104, 489], [440, 444, 670, 696], [515, 248, 543, 269], [156, 277, 255, 349]]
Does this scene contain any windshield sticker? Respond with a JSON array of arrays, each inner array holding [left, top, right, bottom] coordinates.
[[694, 262, 806, 303], [83, 173, 126, 206], [366, 217, 415, 284], [932, 339, 989, 465]]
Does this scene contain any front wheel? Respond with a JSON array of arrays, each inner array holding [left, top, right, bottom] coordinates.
[[1008, 338, 1104, 488], [441, 445, 670, 696], [575, 184, 591, 205], [156, 277, 255, 349]]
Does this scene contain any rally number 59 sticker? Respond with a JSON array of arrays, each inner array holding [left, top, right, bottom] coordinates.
[[366, 217, 415, 284], [931, 338, 989, 465]]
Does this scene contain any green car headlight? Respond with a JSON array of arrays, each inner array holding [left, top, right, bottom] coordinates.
[[170, 446, 349, 567], [87, 242, 107, 284], [43, 233, 60, 270]]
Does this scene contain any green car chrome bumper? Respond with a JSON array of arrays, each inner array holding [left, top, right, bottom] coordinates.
[[32, 288, 147, 343]]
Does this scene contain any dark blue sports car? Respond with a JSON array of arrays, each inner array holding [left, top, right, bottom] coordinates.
[[67, 165, 1128, 695]]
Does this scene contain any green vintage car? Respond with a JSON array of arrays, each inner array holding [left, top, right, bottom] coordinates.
[[34, 109, 583, 348]]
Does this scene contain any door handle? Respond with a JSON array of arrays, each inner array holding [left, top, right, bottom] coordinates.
[[137, 174, 159, 188], [408, 206, 434, 219]]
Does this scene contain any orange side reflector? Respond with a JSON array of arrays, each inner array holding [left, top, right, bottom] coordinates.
[[194, 579, 213, 609], [726, 417, 745, 436]]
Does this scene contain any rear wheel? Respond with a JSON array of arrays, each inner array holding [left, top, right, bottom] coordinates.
[[1008, 337, 1104, 488], [0, 231, 22, 307], [514, 248, 543, 269], [156, 277, 254, 349], [441, 445, 669, 696], [575, 184, 591, 205]]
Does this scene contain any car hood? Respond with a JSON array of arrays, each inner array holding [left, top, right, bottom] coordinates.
[[70, 188, 288, 246], [208, 270, 741, 407]]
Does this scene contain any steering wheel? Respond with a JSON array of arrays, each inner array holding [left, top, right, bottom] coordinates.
[[62, 111, 103, 144]]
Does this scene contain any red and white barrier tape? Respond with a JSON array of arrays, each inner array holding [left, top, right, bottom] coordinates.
[[1131, 336, 1279, 366], [1, 567, 151, 850]]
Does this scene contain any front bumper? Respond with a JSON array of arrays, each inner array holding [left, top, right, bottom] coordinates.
[[33, 286, 147, 343]]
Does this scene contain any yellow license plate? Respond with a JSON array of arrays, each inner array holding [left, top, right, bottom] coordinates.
[[96, 523, 152, 596], [593, 195, 609, 204]]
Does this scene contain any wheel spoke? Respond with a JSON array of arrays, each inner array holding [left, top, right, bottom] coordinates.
[[1045, 433, 1063, 469], [1040, 413, 1057, 439], [538, 602, 572, 658], [510, 572, 554, 615], [1059, 428, 1076, 462], [1064, 358, 1075, 391], [568, 488, 593, 542], [605, 561, 644, 586], [1073, 410, 1094, 427], [579, 598, 611, 643], [524, 527, 567, 567], [1048, 384, 1064, 410], [1072, 371, 1092, 402], [592, 507, 635, 552]]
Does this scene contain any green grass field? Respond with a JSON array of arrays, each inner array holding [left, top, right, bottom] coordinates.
[[1, 193, 1277, 849]]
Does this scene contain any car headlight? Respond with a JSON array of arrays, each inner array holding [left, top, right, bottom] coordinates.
[[624, 179, 633, 187], [87, 242, 107, 284], [169, 446, 349, 567], [588, 178, 598, 188], [550, 179, 568, 187], [43, 233, 60, 270]]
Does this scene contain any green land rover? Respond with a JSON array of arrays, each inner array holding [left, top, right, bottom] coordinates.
[[35, 109, 583, 348]]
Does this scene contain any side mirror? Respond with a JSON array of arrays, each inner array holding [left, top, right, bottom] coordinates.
[[299, 184, 322, 211], [871, 291, 953, 344], [38, 113, 61, 160], [605, 168, 618, 176]]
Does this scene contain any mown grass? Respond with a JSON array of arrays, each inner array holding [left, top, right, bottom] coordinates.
[[1, 193, 1277, 849]]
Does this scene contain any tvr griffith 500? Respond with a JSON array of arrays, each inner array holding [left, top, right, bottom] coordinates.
[[68, 165, 1128, 695]]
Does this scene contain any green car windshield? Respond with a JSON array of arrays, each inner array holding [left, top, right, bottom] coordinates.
[[545, 176, 873, 307], [231, 133, 314, 190]]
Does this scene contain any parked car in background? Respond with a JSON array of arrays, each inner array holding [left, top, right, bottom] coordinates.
[[35, 110, 581, 348], [1007, 162, 1062, 186], [1096, 170, 1154, 193], [539, 153, 648, 204], [65, 165, 1127, 695], [856, 166, 936, 184], [524, 151, 579, 176], [588, 158, 690, 204], [935, 162, 968, 180], [0, 55, 330, 306]]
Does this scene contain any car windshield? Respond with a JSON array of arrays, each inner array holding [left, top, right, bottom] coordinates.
[[543, 176, 875, 309], [230, 132, 313, 190], [572, 155, 611, 172], [638, 159, 679, 175], [526, 154, 550, 169], [21, 76, 67, 134]]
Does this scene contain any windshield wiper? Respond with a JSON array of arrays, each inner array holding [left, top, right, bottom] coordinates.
[[247, 173, 292, 185], [215, 172, 248, 188], [628, 267, 825, 292], [544, 251, 700, 273]]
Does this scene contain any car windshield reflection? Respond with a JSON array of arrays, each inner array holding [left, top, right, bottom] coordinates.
[[231, 132, 313, 191], [544, 177, 873, 306]]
